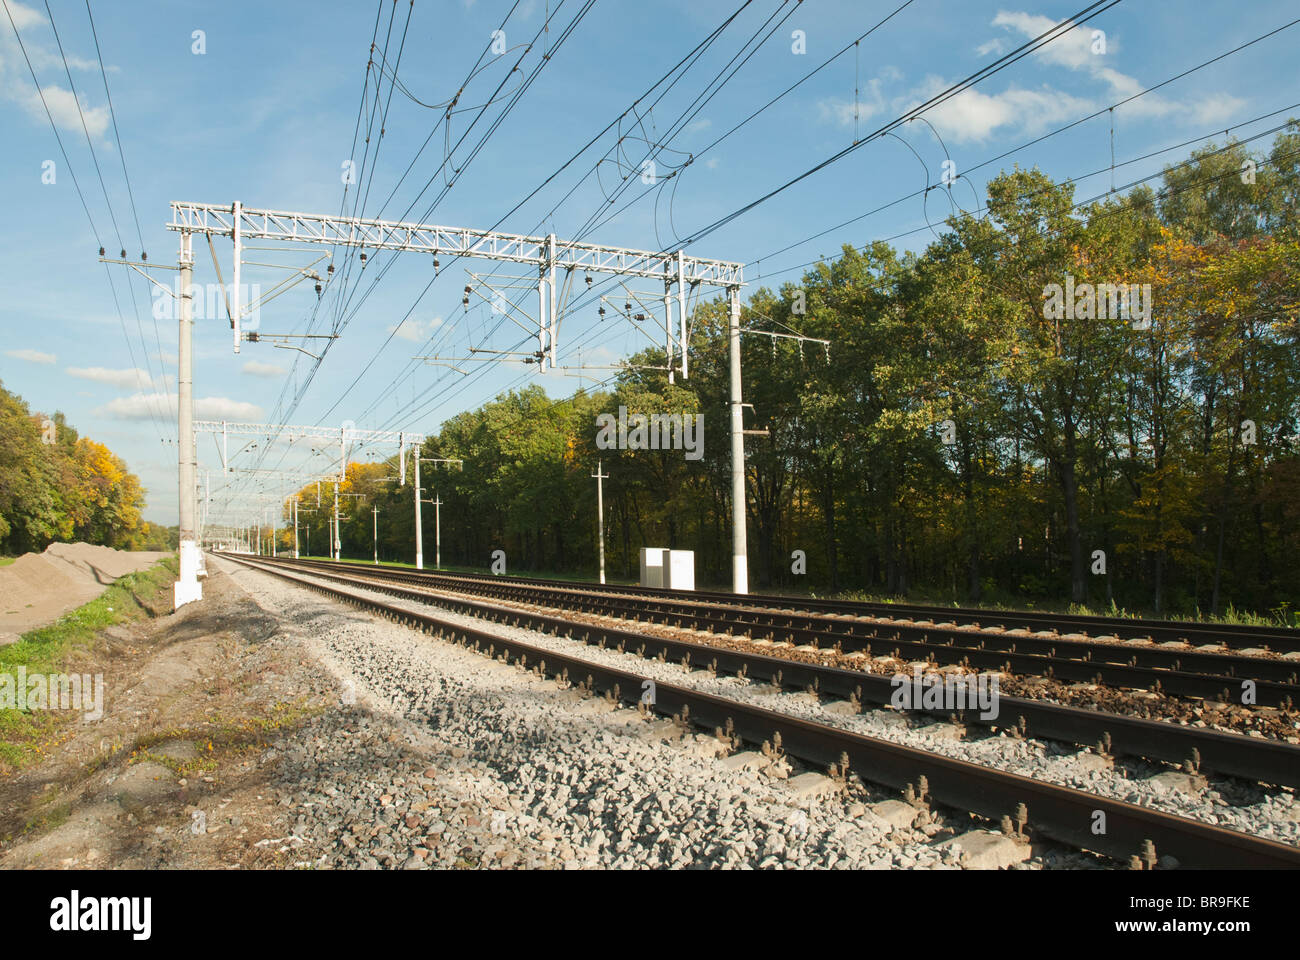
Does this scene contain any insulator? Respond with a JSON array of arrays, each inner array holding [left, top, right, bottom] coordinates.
[[141, 252, 147, 262], [464, 285, 472, 294], [315, 283, 323, 295], [98, 246, 105, 256], [327, 264, 335, 275], [462, 296, 470, 306], [634, 313, 645, 322], [585, 274, 592, 286], [359, 252, 367, 262], [624, 302, 631, 312], [433, 258, 440, 270], [598, 306, 606, 319], [120, 249, 126, 258]]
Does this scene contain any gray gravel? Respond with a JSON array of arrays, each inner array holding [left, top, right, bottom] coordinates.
[[214, 556, 1103, 869], [260, 561, 1300, 849]]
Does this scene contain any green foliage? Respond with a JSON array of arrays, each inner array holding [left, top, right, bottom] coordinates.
[[0, 382, 159, 554], [300, 125, 1300, 620]]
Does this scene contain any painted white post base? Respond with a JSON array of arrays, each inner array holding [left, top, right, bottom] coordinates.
[[174, 540, 204, 609]]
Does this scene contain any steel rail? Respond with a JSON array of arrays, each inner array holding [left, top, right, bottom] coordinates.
[[232, 554, 1300, 789], [251, 557, 1300, 707], [266, 555, 1300, 653], [221, 553, 1300, 868]]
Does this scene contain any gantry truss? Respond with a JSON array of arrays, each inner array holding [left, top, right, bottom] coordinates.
[[168, 202, 745, 286]]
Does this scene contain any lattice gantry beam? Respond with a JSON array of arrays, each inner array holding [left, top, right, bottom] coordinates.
[[192, 421, 424, 445], [168, 202, 744, 287]]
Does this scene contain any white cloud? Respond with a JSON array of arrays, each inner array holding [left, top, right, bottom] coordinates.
[[95, 393, 263, 421], [5, 348, 56, 364], [389, 316, 443, 342], [1, 2, 110, 139], [1191, 93, 1248, 127], [18, 84, 109, 138], [196, 396, 263, 420], [910, 77, 1095, 144], [242, 360, 288, 378], [67, 366, 168, 390]]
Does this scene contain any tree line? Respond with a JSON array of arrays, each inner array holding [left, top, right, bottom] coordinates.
[[289, 128, 1300, 620], [0, 382, 175, 554]]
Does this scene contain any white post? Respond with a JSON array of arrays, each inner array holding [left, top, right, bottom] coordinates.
[[664, 280, 674, 385], [174, 229, 203, 607], [271, 501, 277, 557], [548, 233, 558, 369], [592, 460, 608, 585], [373, 505, 378, 565], [293, 497, 299, 558], [537, 271, 548, 371], [333, 482, 340, 560], [729, 284, 748, 594], [433, 492, 442, 570], [677, 250, 688, 379], [231, 200, 242, 353], [414, 453, 424, 570]]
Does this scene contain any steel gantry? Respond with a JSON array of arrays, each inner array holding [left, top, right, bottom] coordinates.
[[168, 201, 755, 594]]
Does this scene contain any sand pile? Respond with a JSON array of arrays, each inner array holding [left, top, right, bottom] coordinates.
[[0, 543, 170, 645]]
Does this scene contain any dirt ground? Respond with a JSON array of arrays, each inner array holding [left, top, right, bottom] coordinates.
[[0, 543, 170, 646], [0, 563, 336, 869]]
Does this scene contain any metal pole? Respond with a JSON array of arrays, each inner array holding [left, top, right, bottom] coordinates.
[[548, 233, 558, 369], [232, 199, 242, 353], [592, 461, 607, 585], [293, 497, 299, 558], [537, 271, 548, 372], [729, 284, 748, 594], [373, 505, 378, 565], [271, 498, 277, 558], [414, 452, 424, 570], [664, 281, 674, 385], [677, 250, 688, 379], [333, 482, 340, 560], [434, 493, 442, 570], [175, 229, 202, 607]]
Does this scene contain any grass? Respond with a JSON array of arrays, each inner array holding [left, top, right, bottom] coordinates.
[[0, 558, 15, 568], [0, 555, 178, 770], [827, 587, 1297, 629]]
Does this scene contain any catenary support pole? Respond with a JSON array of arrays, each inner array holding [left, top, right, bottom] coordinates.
[[373, 505, 378, 565], [592, 460, 608, 585], [174, 229, 202, 607], [433, 493, 442, 570], [413, 452, 424, 570], [728, 284, 748, 595]]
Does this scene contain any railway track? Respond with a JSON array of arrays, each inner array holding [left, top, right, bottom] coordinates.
[[219, 552, 1300, 869], [240, 556, 1300, 708], [268, 556, 1300, 654]]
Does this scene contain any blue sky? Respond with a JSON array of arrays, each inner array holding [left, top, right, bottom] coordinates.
[[0, 0, 1296, 525]]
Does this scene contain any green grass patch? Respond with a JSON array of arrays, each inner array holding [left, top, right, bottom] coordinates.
[[0, 557, 15, 567], [0, 554, 177, 770], [0, 555, 177, 676]]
